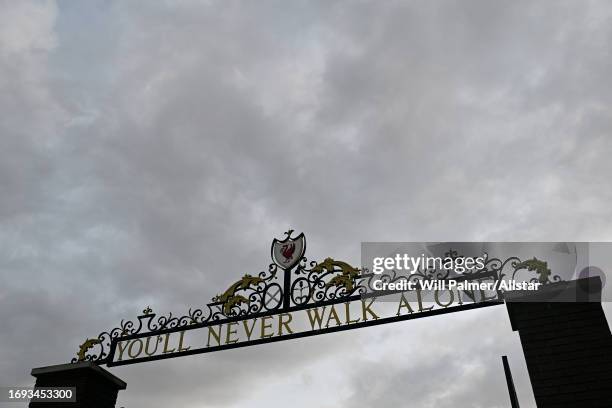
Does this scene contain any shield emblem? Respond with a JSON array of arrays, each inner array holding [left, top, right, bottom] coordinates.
[[271, 231, 306, 270]]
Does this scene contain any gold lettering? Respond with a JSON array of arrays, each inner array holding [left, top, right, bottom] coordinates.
[[128, 339, 144, 359], [207, 325, 222, 347], [242, 319, 257, 340], [480, 286, 498, 302], [396, 294, 414, 316], [456, 289, 465, 305], [144, 336, 162, 356], [178, 331, 191, 351], [462, 289, 475, 303], [434, 289, 454, 308], [278, 313, 294, 335], [225, 322, 239, 344], [306, 307, 326, 330], [361, 298, 379, 321], [345, 302, 360, 324], [116, 341, 129, 361], [260, 316, 274, 339], [325, 305, 342, 328], [416, 289, 433, 312], [162, 333, 176, 354]]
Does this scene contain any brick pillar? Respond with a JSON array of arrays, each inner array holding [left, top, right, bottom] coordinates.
[[29, 362, 126, 408], [506, 276, 612, 407]]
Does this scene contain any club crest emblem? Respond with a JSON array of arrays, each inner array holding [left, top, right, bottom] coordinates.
[[271, 230, 306, 270]]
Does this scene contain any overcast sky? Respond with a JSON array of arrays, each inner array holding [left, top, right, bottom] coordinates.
[[1, 1, 612, 407]]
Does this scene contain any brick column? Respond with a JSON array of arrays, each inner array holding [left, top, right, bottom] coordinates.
[[506, 276, 612, 407], [29, 362, 126, 408]]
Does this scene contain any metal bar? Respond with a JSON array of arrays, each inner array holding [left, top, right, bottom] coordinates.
[[282, 267, 292, 310], [502, 355, 520, 408]]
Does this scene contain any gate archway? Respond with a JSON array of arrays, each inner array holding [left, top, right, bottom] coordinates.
[[28, 233, 612, 407]]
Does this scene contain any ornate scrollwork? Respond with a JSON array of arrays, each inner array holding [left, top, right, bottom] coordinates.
[[291, 257, 365, 305], [213, 273, 271, 315], [76, 338, 101, 362], [72, 263, 280, 364], [73, 234, 565, 365], [512, 257, 562, 284]]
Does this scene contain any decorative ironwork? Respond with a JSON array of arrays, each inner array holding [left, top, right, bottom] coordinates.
[[290, 257, 365, 306], [512, 257, 560, 284], [72, 234, 563, 365], [213, 273, 271, 315], [76, 339, 101, 362]]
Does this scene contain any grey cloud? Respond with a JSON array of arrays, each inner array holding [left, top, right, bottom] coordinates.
[[2, 0, 612, 407]]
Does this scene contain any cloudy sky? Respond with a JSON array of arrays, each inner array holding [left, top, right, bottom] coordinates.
[[1, 0, 612, 407]]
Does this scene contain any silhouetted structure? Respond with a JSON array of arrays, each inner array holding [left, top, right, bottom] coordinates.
[[29, 362, 125, 408], [506, 277, 612, 407], [28, 277, 611, 407]]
